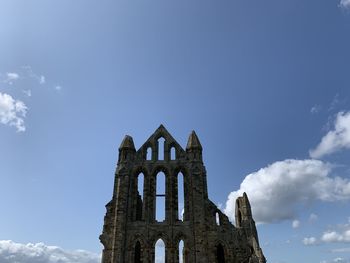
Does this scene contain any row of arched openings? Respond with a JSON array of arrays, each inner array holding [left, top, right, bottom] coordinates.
[[134, 239, 185, 263], [134, 240, 226, 263], [146, 137, 177, 161], [136, 171, 185, 222]]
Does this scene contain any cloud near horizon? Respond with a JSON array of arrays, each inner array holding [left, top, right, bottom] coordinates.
[[224, 159, 350, 224], [0, 240, 100, 263]]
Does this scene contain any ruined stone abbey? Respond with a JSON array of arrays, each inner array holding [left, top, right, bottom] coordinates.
[[100, 125, 266, 263]]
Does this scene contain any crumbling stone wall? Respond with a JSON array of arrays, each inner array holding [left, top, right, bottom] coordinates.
[[100, 125, 266, 263]]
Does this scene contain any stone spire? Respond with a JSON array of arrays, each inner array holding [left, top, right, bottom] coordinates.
[[186, 130, 202, 162], [186, 130, 202, 150], [119, 135, 135, 150], [118, 135, 135, 163]]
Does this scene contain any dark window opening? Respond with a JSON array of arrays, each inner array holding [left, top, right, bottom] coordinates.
[[136, 173, 144, 221], [134, 241, 141, 263], [216, 244, 225, 263]]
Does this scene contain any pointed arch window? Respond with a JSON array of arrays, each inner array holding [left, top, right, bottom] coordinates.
[[178, 172, 185, 221], [156, 172, 166, 222], [170, 146, 176, 160], [158, 137, 165, 160], [146, 147, 152, 160], [215, 212, 220, 226], [136, 173, 144, 221], [155, 239, 165, 263], [178, 240, 184, 263]]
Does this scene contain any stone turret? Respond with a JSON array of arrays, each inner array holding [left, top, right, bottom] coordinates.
[[118, 135, 135, 163], [186, 130, 203, 162], [235, 193, 266, 263]]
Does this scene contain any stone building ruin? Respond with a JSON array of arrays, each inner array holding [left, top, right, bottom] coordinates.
[[100, 125, 266, 263]]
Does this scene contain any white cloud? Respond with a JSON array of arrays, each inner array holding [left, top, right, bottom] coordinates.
[[39, 75, 46, 84], [3, 72, 19, 85], [322, 230, 350, 243], [0, 92, 27, 132], [311, 105, 321, 114], [310, 111, 350, 158], [0, 240, 100, 263], [292, 220, 300, 229], [224, 159, 350, 224], [340, 0, 350, 9], [318, 220, 350, 244], [303, 237, 318, 246]]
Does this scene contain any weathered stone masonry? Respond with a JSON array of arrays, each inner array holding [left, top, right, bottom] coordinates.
[[100, 125, 266, 263]]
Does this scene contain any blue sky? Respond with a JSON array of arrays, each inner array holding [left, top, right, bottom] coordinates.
[[1, 1, 350, 262]]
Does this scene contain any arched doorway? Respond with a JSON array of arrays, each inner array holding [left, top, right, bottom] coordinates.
[[216, 243, 225, 263]]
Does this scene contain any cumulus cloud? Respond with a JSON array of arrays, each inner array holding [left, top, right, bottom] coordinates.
[[0, 92, 27, 132], [224, 159, 350, 224], [322, 229, 350, 243], [310, 111, 350, 158], [0, 240, 100, 263], [340, 0, 350, 9], [292, 220, 300, 229], [303, 237, 318, 246]]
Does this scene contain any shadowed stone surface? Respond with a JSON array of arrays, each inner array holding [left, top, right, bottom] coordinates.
[[100, 125, 266, 263]]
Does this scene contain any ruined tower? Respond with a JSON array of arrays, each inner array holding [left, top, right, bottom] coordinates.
[[100, 125, 266, 263]]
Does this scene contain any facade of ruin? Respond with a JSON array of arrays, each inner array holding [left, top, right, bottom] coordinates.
[[100, 125, 266, 263]]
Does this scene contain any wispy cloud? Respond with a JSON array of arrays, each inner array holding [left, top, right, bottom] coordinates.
[[292, 220, 300, 229], [309, 213, 318, 222], [0, 92, 27, 132], [55, 85, 62, 91], [0, 240, 100, 263], [22, 89, 32, 97], [311, 105, 321, 114], [224, 159, 350, 224], [310, 111, 350, 158], [22, 66, 46, 85], [321, 258, 350, 263], [340, 0, 350, 9], [331, 247, 350, 253], [303, 237, 318, 246], [3, 72, 20, 85], [39, 75, 46, 84]]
